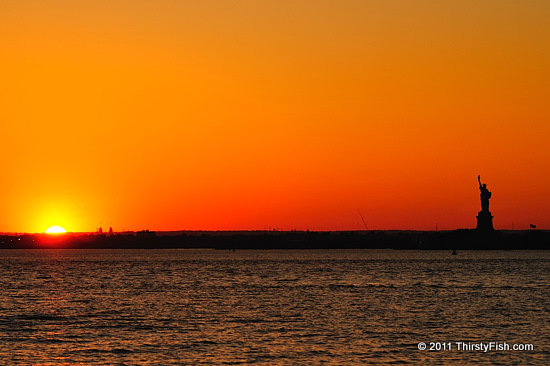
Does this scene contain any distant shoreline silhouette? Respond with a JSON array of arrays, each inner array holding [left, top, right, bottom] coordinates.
[[0, 229, 548, 250]]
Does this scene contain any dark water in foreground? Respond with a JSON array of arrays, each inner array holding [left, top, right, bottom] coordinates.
[[0, 249, 548, 365]]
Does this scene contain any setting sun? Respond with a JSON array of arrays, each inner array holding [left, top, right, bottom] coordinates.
[[45, 226, 67, 234]]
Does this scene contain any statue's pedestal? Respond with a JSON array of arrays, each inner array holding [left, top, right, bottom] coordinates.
[[476, 210, 494, 231]]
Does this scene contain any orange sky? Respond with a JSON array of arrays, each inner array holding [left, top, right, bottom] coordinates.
[[1, 1, 549, 233]]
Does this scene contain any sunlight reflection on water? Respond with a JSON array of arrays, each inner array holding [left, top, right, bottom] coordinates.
[[0, 249, 548, 365]]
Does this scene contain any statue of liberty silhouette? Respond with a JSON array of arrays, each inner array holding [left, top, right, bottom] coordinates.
[[476, 175, 494, 231]]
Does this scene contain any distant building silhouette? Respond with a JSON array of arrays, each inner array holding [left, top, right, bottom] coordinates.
[[137, 230, 156, 238], [476, 175, 494, 231]]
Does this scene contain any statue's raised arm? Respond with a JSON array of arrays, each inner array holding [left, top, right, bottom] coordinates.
[[478, 175, 482, 189]]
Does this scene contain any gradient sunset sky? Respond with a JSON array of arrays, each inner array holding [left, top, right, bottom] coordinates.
[[1, 1, 549, 233]]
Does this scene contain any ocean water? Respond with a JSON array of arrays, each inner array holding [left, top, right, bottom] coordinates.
[[0, 249, 548, 365]]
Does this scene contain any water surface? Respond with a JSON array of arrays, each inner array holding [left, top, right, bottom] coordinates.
[[0, 249, 548, 365]]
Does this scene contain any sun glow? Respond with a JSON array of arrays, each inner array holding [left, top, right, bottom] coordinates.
[[45, 226, 67, 234]]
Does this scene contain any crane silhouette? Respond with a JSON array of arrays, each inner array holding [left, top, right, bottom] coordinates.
[[358, 209, 368, 230]]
